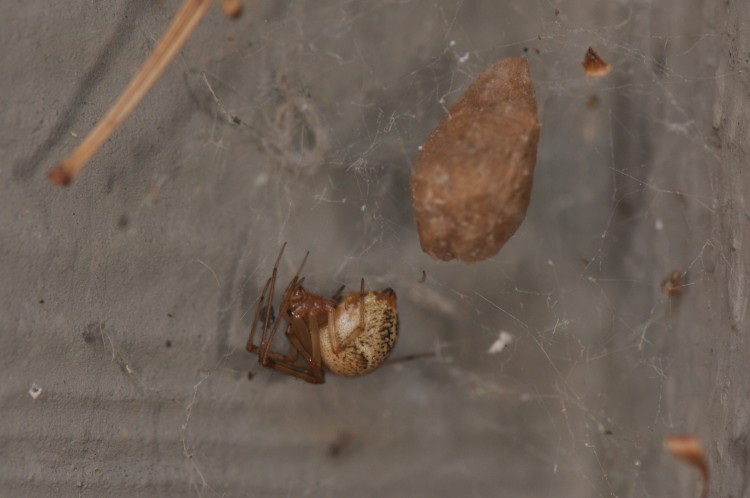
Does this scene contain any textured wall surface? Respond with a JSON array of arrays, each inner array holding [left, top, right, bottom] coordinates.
[[1, 1, 746, 496]]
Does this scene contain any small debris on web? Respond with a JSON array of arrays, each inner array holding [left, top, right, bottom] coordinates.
[[219, 0, 242, 18], [582, 47, 612, 78], [487, 331, 514, 354], [661, 270, 685, 297], [328, 431, 354, 458], [29, 384, 43, 400], [664, 434, 709, 498], [409, 57, 540, 262], [586, 95, 601, 110]]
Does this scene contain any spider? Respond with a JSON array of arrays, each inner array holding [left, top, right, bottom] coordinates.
[[247, 243, 399, 384]]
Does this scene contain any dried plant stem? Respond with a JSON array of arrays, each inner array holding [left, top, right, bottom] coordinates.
[[48, 0, 214, 185]]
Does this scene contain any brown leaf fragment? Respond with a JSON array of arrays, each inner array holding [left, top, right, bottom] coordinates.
[[664, 434, 709, 498], [582, 47, 612, 78], [409, 57, 540, 262]]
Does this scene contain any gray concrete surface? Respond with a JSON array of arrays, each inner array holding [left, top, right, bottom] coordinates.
[[1, 1, 748, 496]]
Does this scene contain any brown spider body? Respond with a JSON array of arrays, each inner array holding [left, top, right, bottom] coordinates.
[[247, 244, 399, 384]]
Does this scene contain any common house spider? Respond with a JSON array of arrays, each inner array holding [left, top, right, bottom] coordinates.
[[247, 244, 399, 384]]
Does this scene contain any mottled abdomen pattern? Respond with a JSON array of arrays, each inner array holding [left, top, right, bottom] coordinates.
[[319, 289, 399, 377]]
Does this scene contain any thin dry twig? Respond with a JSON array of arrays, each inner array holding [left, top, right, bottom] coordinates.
[[48, 0, 241, 186]]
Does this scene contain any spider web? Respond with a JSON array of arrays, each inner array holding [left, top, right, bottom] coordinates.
[[2, 1, 740, 497], [174, 2, 723, 495]]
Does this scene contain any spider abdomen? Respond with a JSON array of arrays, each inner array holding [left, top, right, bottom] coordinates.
[[319, 289, 399, 377]]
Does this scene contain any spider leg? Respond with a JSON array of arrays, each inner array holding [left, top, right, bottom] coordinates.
[[257, 243, 287, 353], [261, 317, 325, 383], [259, 302, 288, 364], [286, 315, 324, 377], [358, 277, 365, 329], [305, 315, 323, 376], [287, 315, 313, 357], [246, 275, 272, 352], [259, 355, 324, 384], [248, 243, 287, 353], [293, 251, 310, 281], [273, 250, 309, 303], [331, 284, 346, 302], [248, 244, 327, 384], [257, 246, 311, 362]]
